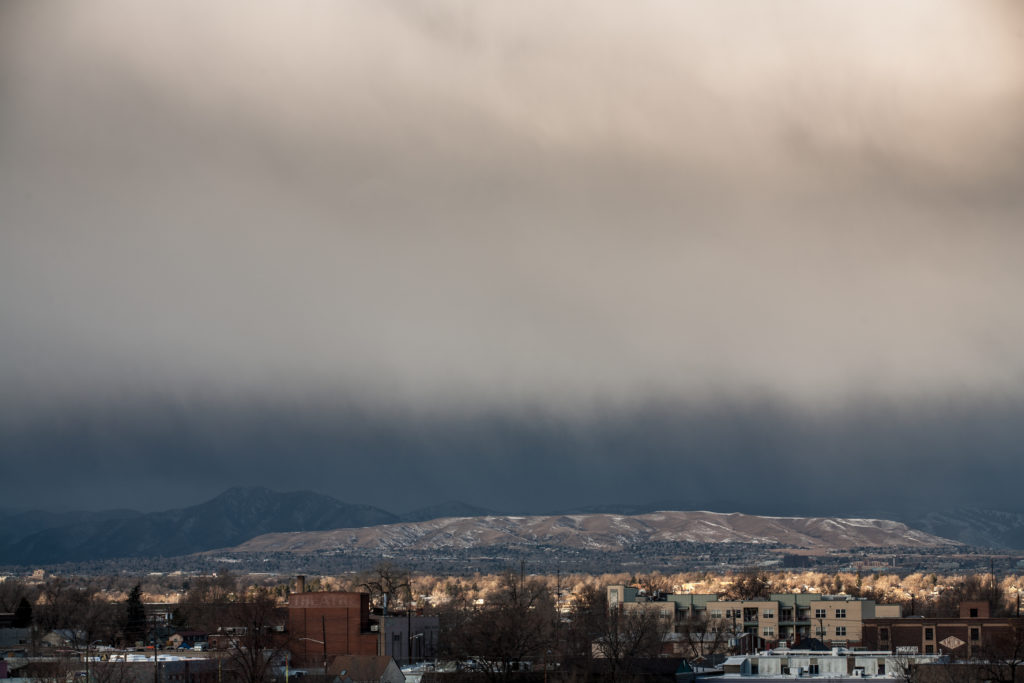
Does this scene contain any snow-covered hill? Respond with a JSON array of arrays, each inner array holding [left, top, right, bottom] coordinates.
[[229, 510, 957, 554]]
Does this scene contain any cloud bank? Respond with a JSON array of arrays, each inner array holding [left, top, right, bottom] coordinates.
[[1, 1, 1023, 511]]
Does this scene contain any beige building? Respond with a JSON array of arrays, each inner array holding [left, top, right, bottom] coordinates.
[[609, 586, 900, 648], [710, 595, 900, 647], [608, 585, 719, 624]]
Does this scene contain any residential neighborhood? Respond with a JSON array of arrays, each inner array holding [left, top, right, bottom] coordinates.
[[3, 570, 1024, 683]]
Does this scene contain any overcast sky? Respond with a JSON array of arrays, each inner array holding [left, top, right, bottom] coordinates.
[[2, 0, 1023, 515]]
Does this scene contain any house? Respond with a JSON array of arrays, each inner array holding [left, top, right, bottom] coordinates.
[[167, 631, 208, 650], [327, 655, 404, 683], [41, 629, 86, 648]]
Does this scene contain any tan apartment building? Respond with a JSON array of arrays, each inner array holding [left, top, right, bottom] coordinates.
[[608, 586, 900, 649], [714, 594, 900, 647]]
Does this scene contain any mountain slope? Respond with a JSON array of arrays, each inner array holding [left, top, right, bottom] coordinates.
[[229, 510, 958, 554], [0, 508, 143, 549], [2, 487, 398, 565], [902, 507, 1024, 549]]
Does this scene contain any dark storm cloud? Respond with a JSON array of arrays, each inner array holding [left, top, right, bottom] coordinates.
[[1, 396, 1022, 514], [1, 0, 1024, 511]]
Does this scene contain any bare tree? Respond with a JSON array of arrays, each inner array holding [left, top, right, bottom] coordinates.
[[593, 604, 668, 682], [90, 656, 137, 683], [0, 578, 38, 612], [889, 650, 919, 683], [22, 650, 77, 683], [634, 574, 672, 599], [176, 574, 239, 633], [35, 578, 117, 650], [934, 575, 1004, 618], [442, 569, 556, 682], [357, 563, 412, 612], [220, 588, 289, 683], [973, 623, 1024, 683], [677, 616, 736, 665], [723, 569, 771, 601], [562, 584, 606, 656]]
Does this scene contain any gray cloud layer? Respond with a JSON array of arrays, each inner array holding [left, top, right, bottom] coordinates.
[[2, 1, 1023, 511]]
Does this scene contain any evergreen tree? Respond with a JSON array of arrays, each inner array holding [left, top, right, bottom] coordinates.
[[13, 597, 32, 628], [123, 584, 147, 645]]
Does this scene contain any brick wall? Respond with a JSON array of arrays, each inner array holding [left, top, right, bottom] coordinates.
[[287, 592, 378, 665]]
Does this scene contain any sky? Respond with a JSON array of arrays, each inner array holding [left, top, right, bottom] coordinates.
[[1, 0, 1023, 516]]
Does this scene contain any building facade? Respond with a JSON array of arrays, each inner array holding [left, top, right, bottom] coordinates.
[[722, 648, 944, 678], [287, 592, 379, 667], [863, 601, 1024, 659], [374, 614, 440, 665], [608, 586, 901, 649]]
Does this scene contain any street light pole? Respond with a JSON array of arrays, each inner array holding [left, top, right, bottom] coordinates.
[[296, 637, 326, 677]]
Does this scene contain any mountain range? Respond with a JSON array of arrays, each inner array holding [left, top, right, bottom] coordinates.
[[227, 510, 954, 554], [2, 487, 1022, 567], [0, 487, 398, 565]]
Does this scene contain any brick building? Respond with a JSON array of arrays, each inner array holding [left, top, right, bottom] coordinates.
[[863, 601, 1024, 659], [288, 590, 378, 667]]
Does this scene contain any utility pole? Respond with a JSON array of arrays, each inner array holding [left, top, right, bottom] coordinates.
[[379, 593, 388, 659], [153, 615, 160, 683], [321, 615, 328, 674]]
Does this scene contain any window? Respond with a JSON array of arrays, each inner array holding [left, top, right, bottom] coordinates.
[[764, 627, 775, 637], [878, 664, 885, 675], [763, 610, 775, 619], [610, 589, 619, 602], [815, 609, 827, 619], [925, 628, 934, 641], [808, 665, 820, 675], [710, 610, 723, 619], [925, 645, 934, 654], [971, 628, 980, 642], [835, 608, 847, 618], [970, 608, 979, 618], [880, 628, 890, 642], [836, 626, 847, 636], [816, 627, 827, 636]]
